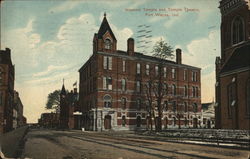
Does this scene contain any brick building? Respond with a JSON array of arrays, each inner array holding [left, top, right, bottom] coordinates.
[[0, 48, 15, 133], [14, 91, 25, 127], [38, 112, 59, 128], [215, 0, 250, 129], [59, 85, 80, 129], [79, 14, 201, 131]]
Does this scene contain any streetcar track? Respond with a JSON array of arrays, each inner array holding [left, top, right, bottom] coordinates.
[[65, 133, 218, 159]]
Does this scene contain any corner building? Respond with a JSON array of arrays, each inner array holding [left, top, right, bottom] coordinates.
[[79, 14, 201, 131], [215, 0, 250, 129], [0, 48, 15, 133]]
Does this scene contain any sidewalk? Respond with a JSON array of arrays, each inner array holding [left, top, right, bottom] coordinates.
[[0, 126, 29, 158]]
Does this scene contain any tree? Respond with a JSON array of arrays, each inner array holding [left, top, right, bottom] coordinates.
[[150, 39, 174, 132], [46, 90, 61, 113]]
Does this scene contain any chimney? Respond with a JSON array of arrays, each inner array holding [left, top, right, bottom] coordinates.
[[176, 48, 182, 64], [127, 38, 134, 56]]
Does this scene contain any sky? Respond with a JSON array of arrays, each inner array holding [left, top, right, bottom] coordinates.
[[0, 0, 221, 123]]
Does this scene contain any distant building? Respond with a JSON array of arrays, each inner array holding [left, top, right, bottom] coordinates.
[[14, 91, 25, 127], [0, 48, 15, 133], [38, 112, 59, 128], [215, 0, 250, 129], [79, 14, 202, 131], [201, 103, 215, 129], [59, 85, 80, 129]]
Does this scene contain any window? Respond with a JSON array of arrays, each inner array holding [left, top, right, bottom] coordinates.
[[172, 101, 176, 112], [173, 117, 176, 126], [184, 85, 188, 97], [247, 79, 250, 116], [136, 81, 141, 93], [163, 67, 167, 78], [146, 64, 150, 75], [193, 103, 198, 113], [192, 72, 197, 82], [172, 84, 176, 95], [122, 116, 126, 127], [103, 56, 112, 70], [136, 98, 141, 110], [172, 68, 176, 79], [121, 97, 126, 109], [155, 66, 159, 76], [136, 63, 141, 74], [184, 102, 188, 112], [184, 70, 187, 81], [104, 39, 112, 49], [136, 116, 141, 127], [0, 70, 3, 85], [104, 95, 112, 108], [0, 92, 3, 106], [121, 79, 126, 91], [163, 83, 168, 94], [164, 101, 168, 111], [192, 86, 195, 97], [103, 77, 112, 90], [122, 60, 126, 72], [196, 87, 199, 97], [232, 16, 244, 45], [228, 83, 236, 117]]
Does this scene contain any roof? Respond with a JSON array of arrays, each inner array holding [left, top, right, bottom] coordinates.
[[220, 44, 250, 74], [97, 15, 116, 41], [116, 50, 200, 69], [60, 84, 66, 95]]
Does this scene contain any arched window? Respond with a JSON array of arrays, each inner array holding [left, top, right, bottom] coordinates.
[[246, 79, 250, 116], [136, 116, 141, 127], [103, 95, 112, 108], [232, 16, 244, 44], [104, 39, 112, 49], [121, 97, 126, 109], [122, 116, 126, 127], [121, 79, 126, 91]]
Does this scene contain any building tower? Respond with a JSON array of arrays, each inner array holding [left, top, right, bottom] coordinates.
[[59, 81, 68, 129], [215, 0, 250, 129]]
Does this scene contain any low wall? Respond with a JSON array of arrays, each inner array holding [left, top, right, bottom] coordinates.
[[0, 126, 29, 158]]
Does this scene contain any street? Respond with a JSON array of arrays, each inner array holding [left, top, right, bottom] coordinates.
[[21, 128, 250, 159]]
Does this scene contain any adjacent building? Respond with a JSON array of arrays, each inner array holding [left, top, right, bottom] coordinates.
[[215, 0, 250, 129], [0, 48, 15, 133], [38, 112, 59, 128], [201, 102, 215, 129], [79, 14, 202, 131], [59, 85, 80, 129]]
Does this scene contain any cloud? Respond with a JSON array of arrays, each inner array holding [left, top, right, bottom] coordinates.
[[181, 30, 220, 103], [183, 30, 220, 71], [3, 13, 135, 122], [1, 18, 41, 67], [49, 1, 83, 13], [32, 65, 71, 77]]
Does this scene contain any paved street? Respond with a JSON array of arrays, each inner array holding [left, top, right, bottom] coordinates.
[[21, 128, 249, 159]]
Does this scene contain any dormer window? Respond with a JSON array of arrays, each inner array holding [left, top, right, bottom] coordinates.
[[232, 16, 244, 45], [105, 39, 112, 49]]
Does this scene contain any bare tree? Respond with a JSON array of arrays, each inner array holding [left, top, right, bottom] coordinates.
[[144, 39, 174, 132]]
